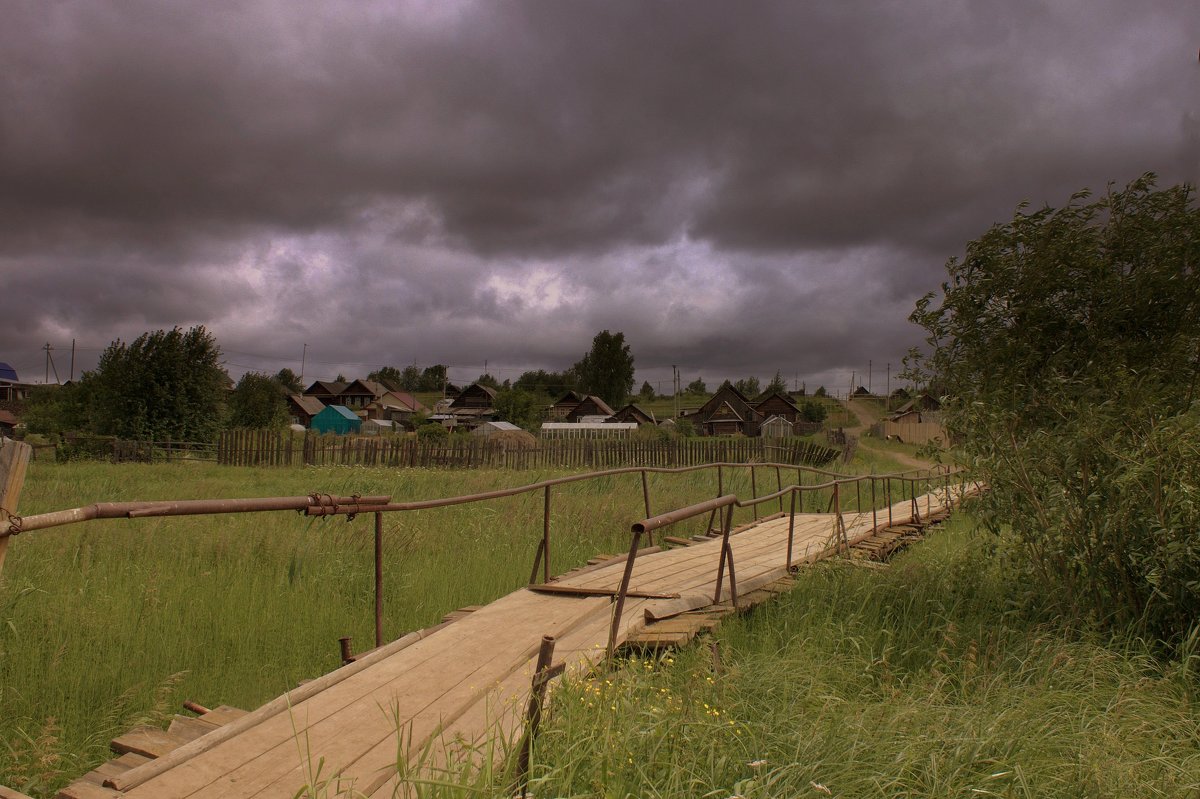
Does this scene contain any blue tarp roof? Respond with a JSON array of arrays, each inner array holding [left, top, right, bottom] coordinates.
[[0, 362, 17, 382]]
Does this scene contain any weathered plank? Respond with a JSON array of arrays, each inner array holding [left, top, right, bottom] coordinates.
[[0, 439, 32, 581]]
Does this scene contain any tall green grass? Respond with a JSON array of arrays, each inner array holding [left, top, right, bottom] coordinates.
[[0, 460, 785, 794], [394, 517, 1200, 798]]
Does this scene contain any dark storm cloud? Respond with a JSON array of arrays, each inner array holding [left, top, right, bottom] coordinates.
[[1, 1, 1195, 388]]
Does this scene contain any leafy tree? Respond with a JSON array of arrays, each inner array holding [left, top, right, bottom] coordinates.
[[572, 330, 635, 410], [800, 401, 827, 423], [229, 372, 289, 429], [638, 381, 656, 401], [334, 373, 347, 383], [273, 368, 303, 394], [416, 421, 448, 441], [417, 364, 448, 392], [515, 369, 578, 396], [685, 378, 707, 396], [493, 388, 544, 430], [87, 326, 227, 441], [475, 373, 501, 390], [813, 386, 827, 398], [764, 371, 788, 396], [367, 366, 405, 391], [20, 382, 92, 435], [733, 376, 760, 397], [909, 174, 1200, 642]]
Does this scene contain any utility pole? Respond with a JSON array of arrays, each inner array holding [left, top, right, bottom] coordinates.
[[868, 360, 872, 395], [300, 343, 308, 384], [43, 343, 60, 384], [672, 365, 679, 419], [886, 363, 891, 408], [849, 370, 855, 400], [70, 339, 76, 382]]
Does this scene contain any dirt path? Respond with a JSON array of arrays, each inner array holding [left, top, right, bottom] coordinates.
[[840, 399, 934, 471]]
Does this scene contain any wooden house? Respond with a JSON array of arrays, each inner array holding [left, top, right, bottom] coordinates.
[[303, 380, 348, 404], [287, 394, 326, 427], [565, 395, 615, 422], [688, 383, 763, 437], [310, 405, 362, 435], [447, 383, 498, 428], [851, 385, 872, 398], [365, 391, 427, 422], [338, 379, 388, 410], [607, 403, 656, 425], [752, 391, 802, 423], [547, 391, 587, 420]]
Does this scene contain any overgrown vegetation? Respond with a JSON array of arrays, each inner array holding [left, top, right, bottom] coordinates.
[[909, 174, 1200, 645], [402, 518, 1200, 798]]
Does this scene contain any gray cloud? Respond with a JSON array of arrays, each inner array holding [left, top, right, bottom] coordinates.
[[1, 0, 1195, 391]]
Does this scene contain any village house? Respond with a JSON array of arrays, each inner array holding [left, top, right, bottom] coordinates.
[[287, 394, 326, 427], [564, 395, 615, 422], [546, 391, 587, 420], [0, 362, 34, 404], [302, 380, 348, 404], [445, 383, 498, 429], [364, 390, 427, 423], [751, 390, 802, 424], [685, 383, 763, 437], [337, 379, 388, 410], [607, 403, 656, 425]]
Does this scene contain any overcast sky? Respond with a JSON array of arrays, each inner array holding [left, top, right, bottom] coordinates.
[[1, 1, 1196, 396]]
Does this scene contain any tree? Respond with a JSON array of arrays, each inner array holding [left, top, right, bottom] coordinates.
[[909, 174, 1200, 642], [813, 386, 827, 398], [475, 373, 501, 390], [685, 378, 707, 396], [764, 371, 788, 396], [493, 388, 544, 430], [733, 376, 760, 397], [417, 365, 448, 392], [638, 381, 656, 401], [572, 330, 635, 410], [228, 373, 289, 429], [87, 326, 226, 441], [799, 401, 827, 423], [273, 368, 303, 394], [515, 369, 578, 396], [367, 366, 405, 391]]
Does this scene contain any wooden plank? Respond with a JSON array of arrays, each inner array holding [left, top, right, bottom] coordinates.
[[111, 726, 194, 759], [55, 782, 124, 799], [149, 593, 612, 798], [0, 439, 32, 581], [0, 786, 37, 799]]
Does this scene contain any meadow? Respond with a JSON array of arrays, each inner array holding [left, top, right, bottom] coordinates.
[[1, 457, 850, 794]]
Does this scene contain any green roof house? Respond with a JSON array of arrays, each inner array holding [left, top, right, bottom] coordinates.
[[310, 404, 362, 435]]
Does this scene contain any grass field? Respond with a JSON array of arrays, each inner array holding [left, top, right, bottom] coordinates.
[[2, 455, 900, 795], [423, 517, 1200, 798]]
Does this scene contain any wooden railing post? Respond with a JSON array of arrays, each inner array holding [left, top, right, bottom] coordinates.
[[0, 439, 32, 582]]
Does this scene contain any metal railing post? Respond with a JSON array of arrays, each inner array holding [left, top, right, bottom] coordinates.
[[607, 529, 642, 659], [374, 512, 384, 648]]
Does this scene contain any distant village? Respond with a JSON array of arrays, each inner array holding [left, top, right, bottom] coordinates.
[[0, 360, 940, 442]]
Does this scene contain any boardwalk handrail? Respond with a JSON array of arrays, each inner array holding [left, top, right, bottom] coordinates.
[[2, 460, 967, 654], [607, 467, 971, 656]]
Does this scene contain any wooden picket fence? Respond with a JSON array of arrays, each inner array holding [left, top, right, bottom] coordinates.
[[216, 430, 841, 469]]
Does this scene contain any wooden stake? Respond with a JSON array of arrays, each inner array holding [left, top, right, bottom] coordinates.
[[0, 439, 32, 582]]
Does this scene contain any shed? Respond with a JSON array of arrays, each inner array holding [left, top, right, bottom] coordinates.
[[760, 415, 792, 439], [361, 418, 396, 435], [288, 394, 326, 427], [472, 421, 523, 438], [310, 405, 362, 435]]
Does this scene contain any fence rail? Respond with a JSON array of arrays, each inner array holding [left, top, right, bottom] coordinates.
[[216, 430, 841, 469]]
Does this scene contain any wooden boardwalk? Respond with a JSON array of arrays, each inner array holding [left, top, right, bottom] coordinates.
[[54, 488, 963, 799]]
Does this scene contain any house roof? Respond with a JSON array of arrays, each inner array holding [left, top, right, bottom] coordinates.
[[753, 391, 800, 410], [0, 362, 17, 382], [305, 380, 348, 396], [479, 421, 521, 431], [551, 390, 586, 406], [342, 379, 388, 398], [289, 394, 326, 415], [375, 391, 426, 412], [608, 403, 655, 424], [322, 405, 361, 421], [0, 410, 18, 425]]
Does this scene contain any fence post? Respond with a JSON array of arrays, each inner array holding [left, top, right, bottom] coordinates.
[[0, 440, 32, 582], [542, 485, 552, 583]]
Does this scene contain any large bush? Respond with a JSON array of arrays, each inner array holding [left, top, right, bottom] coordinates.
[[910, 175, 1200, 643]]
